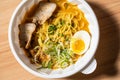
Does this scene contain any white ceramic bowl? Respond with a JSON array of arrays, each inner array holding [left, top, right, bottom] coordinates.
[[8, 0, 99, 78]]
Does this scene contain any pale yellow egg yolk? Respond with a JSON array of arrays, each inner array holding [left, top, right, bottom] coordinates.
[[71, 38, 85, 54]]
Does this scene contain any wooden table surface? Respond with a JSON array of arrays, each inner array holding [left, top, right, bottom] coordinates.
[[0, 0, 120, 80]]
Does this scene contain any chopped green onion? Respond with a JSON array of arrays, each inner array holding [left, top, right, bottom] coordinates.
[[58, 33, 64, 37], [47, 61, 52, 68], [60, 19, 65, 26], [61, 61, 69, 68], [48, 25, 57, 35]]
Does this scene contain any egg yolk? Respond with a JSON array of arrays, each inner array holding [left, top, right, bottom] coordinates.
[[71, 38, 85, 54]]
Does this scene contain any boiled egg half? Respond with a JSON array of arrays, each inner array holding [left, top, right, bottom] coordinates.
[[70, 30, 90, 55]]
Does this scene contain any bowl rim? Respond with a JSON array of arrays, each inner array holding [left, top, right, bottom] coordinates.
[[8, 0, 99, 78]]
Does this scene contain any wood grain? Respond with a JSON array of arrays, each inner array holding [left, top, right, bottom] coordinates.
[[0, 0, 120, 80]]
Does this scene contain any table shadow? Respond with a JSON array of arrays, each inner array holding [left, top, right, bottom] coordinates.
[[60, 2, 120, 80]]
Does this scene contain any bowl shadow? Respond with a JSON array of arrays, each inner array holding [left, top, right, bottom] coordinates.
[[58, 2, 120, 80]]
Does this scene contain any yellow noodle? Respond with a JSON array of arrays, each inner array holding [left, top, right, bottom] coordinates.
[[36, 0, 89, 68]]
